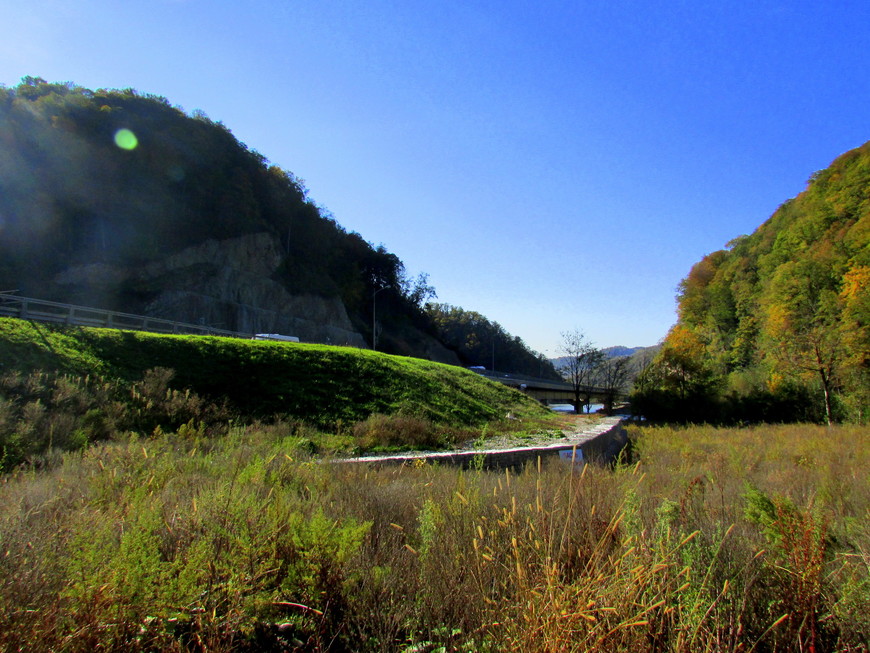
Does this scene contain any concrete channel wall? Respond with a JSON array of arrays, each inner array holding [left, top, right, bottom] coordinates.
[[338, 418, 629, 471]]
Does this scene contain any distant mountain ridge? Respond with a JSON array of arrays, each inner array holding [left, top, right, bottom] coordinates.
[[601, 346, 650, 358], [551, 345, 655, 366]]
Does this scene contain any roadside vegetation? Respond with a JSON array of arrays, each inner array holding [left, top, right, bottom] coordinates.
[[0, 422, 866, 651], [0, 318, 552, 469]]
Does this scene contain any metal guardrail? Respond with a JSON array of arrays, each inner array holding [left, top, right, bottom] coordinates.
[[0, 293, 252, 339]]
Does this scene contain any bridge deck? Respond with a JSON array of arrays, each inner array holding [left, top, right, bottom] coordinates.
[[471, 369, 606, 398]]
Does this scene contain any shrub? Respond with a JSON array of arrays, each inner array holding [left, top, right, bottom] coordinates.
[[351, 414, 455, 451]]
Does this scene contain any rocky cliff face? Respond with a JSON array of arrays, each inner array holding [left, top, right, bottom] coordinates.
[[55, 232, 367, 347], [52, 231, 461, 364]]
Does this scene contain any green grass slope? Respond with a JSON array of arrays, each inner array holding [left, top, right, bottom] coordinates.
[[0, 318, 548, 427]]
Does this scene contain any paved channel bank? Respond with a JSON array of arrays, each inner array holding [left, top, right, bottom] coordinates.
[[336, 415, 628, 471]]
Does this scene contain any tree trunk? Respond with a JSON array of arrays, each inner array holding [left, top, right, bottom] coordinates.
[[815, 343, 834, 426], [820, 368, 833, 426]]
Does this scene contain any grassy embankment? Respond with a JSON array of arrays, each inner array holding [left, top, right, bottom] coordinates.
[[0, 422, 867, 651], [0, 317, 553, 466]]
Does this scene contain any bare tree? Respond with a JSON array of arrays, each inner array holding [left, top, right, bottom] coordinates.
[[558, 329, 605, 413], [629, 346, 659, 393], [596, 355, 631, 414]]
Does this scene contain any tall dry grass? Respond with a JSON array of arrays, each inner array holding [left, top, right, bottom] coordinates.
[[0, 423, 867, 651]]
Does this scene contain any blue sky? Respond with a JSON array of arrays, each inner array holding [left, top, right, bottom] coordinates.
[[2, 1, 869, 355]]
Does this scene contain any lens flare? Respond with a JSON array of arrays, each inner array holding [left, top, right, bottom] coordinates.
[[114, 128, 138, 150]]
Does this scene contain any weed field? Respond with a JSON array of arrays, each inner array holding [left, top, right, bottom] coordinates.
[[0, 422, 867, 651]]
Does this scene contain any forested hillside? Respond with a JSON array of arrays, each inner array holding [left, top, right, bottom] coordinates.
[[0, 77, 441, 351], [426, 303, 561, 378], [0, 77, 547, 370], [634, 141, 869, 423]]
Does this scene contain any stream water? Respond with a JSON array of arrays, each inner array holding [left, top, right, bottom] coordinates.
[[550, 403, 605, 413]]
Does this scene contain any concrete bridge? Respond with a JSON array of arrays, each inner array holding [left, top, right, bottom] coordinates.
[[471, 369, 610, 409]]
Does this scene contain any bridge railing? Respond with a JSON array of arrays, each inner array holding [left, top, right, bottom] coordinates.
[[471, 367, 609, 394], [0, 293, 251, 339]]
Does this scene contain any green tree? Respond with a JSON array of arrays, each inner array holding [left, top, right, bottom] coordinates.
[[401, 272, 437, 309], [763, 258, 846, 425], [630, 325, 721, 422], [838, 266, 870, 421]]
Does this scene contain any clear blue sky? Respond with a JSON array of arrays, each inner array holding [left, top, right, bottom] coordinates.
[[2, 1, 869, 355]]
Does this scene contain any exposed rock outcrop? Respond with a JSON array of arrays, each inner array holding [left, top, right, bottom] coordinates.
[[56, 232, 367, 347], [52, 232, 462, 363]]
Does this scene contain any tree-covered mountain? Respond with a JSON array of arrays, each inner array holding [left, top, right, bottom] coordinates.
[[633, 141, 869, 423], [0, 77, 549, 370], [426, 304, 561, 379]]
